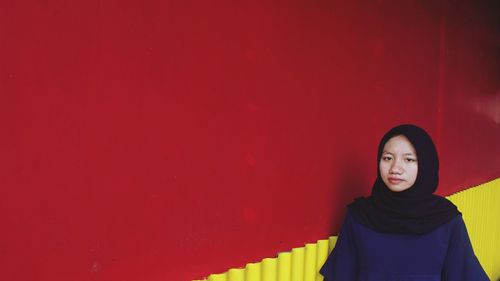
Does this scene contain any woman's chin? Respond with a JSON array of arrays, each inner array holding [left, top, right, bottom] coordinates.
[[387, 184, 412, 192]]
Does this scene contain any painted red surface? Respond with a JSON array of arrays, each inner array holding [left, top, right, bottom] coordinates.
[[1, 1, 498, 280]]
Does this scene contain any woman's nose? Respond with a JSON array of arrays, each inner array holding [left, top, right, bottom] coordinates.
[[389, 160, 403, 174]]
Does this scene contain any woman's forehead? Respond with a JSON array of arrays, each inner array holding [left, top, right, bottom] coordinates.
[[383, 135, 417, 153]]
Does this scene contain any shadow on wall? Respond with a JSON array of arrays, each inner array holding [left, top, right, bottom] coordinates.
[[327, 154, 370, 235]]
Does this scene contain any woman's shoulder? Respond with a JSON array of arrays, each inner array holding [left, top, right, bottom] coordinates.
[[435, 213, 464, 232], [344, 207, 357, 223]]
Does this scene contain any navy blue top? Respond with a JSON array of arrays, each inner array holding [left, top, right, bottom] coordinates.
[[320, 210, 489, 281]]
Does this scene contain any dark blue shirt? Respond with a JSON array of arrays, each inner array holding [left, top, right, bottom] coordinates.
[[320, 210, 489, 281]]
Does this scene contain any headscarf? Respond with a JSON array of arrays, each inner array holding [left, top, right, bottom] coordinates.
[[347, 124, 460, 235]]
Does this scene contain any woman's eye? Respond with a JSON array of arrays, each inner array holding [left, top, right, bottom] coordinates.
[[406, 158, 416, 162], [382, 156, 392, 161]]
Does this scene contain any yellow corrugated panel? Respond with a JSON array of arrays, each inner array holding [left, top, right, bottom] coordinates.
[[328, 236, 337, 254], [262, 258, 277, 281], [447, 178, 500, 280], [303, 244, 317, 281], [290, 247, 305, 281], [277, 252, 291, 281], [315, 240, 329, 281], [228, 268, 244, 281], [193, 178, 499, 281], [208, 272, 227, 281], [245, 262, 261, 281]]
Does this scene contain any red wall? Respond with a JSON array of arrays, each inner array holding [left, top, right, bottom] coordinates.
[[1, 1, 499, 280]]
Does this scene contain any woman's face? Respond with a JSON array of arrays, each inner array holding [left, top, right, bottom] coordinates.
[[379, 135, 418, 192]]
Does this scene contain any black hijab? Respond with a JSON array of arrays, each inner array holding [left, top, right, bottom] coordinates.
[[347, 124, 460, 235]]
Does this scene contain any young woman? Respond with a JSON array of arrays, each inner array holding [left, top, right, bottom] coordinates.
[[320, 124, 489, 280]]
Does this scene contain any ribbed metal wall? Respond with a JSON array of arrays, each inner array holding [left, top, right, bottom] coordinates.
[[448, 178, 500, 279], [194, 178, 500, 281]]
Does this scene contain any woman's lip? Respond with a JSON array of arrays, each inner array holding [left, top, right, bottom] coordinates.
[[388, 178, 404, 184]]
